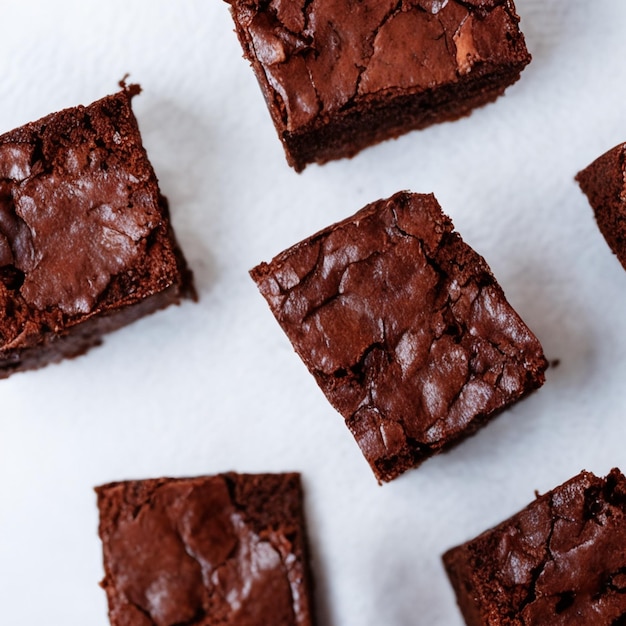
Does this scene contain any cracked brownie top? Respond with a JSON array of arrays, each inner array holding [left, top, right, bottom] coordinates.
[[0, 87, 194, 373], [0, 88, 177, 319], [250, 192, 546, 481], [225, 0, 530, 132], [444, 468, 626, 625], [96, 473, 315, 626]]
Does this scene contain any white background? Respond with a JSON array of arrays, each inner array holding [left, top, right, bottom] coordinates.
[[1, 1, 625, 624]]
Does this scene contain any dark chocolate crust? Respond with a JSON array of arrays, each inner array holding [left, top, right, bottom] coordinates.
[[443, 469, 626, 626], [576, 142, 626, 272], [96, 473, 316, 626], [224, 0, 531, 171], [250, 192, 547, 482], [0, 87, 194, 378]]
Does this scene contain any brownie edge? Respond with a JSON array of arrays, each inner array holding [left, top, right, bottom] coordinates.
[[443, 469, 626, 626], [250, 192, 547, 482], [96, 473, 316, 626]]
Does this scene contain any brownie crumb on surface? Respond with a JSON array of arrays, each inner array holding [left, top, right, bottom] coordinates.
[[444, 468, 626, 625], [250, 191, 547, 482], [224, 0, 531, 171], [96, 472, 316, 626], [0, 86, 194, 378]]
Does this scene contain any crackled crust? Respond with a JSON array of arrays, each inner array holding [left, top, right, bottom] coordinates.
[[444, 469, 626, 625], [576, 142, 626, 273], [251, 192, 546, 481], [96, 473, 315, 626], [0, 87, 194, 377], [225, 0, 531, 170]]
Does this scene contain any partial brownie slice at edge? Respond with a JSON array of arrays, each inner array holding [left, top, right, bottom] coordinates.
[[96, 472, 316, 626], [443, 468, 626, 625], [224, 0, 531, 171], [576, 142, 626, 272], [0, 84, 195, 378], [250, 191, 547, 482]]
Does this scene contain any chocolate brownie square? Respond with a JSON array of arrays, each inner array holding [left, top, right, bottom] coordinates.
[[96, 472, 316, 626], [224, 0, 531, 171], [250, 192, 547, 482], [576, 142, 626, 273], [443, 469, 626, 625], [0, 85, 194, 378]]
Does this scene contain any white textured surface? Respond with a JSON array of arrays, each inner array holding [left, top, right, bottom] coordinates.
[[0, 1, 625, 624]]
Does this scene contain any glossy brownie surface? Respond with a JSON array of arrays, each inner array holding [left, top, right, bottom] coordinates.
[[96, 473, 315, 626], [251, 192, 546, 481], [225, 0, 531, 169], [0, 87, 193, 377], [444, 469, 626, 625]]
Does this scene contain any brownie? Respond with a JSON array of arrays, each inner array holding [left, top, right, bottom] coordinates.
[[443, 469, 626, 625], [250, 192, 547, 482], [224, 0, 531, 171], [0, 85, 194, 378], [96, 472, 316, 626], [576, 142, 626, 273]]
